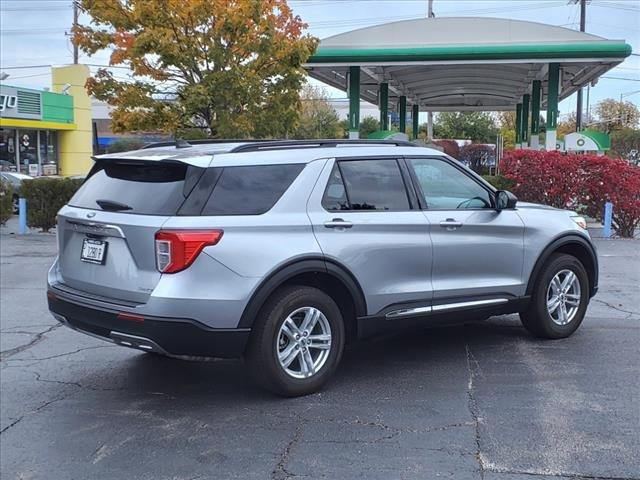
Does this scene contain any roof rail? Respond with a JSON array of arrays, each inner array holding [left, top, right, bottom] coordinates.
[[229, 139, 417, 153], [140, 139, 263, 149], [140, 138, 417, 152]]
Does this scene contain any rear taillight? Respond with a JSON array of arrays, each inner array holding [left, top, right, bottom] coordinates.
[[154, 230, 223, 273]]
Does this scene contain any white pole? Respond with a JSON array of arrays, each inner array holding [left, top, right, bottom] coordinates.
[[426, 0, 434, 141]]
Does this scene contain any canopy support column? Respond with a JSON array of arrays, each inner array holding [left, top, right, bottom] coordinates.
[[545, 63, 560, 151], [515, 103, 523, 148], [412, 104, 419, 140], [348, 66, 360, 139], [399, 96, 407, 133], [379, 82, 389, 131], [530, 80, 541, 149], [521, 94, 530, 148]]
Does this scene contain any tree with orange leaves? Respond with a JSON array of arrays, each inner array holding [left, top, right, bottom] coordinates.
[[74, 0, 318, 138]]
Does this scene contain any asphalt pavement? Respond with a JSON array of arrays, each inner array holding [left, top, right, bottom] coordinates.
[[1, 224, 638, 480]]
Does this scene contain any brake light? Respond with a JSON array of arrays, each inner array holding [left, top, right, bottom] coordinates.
[[155, 230, 223, 273], [117, 312, 145, 323]]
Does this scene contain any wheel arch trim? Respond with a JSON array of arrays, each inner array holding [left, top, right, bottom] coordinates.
[[238, 256, 367, 329], [526, 233, 599, 298]]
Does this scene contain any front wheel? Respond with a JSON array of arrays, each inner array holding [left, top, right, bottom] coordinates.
[[246, 286, 345, 397], [520, 253, 589, 339]]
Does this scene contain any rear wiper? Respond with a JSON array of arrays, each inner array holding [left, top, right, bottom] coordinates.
[[96, 199, 133, 211]]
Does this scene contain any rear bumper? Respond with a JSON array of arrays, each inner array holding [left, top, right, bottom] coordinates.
[[47, 289, 250, 358]]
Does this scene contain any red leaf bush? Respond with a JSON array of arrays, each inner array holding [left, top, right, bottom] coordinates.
[[500, 150, 583, 209], [580, 156, 640, 238], [460, 143, 495, 174], [432, 139, 460, 159], [501, 150, 640, 237]]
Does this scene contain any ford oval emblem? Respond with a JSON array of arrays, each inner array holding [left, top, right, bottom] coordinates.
[[86, 212, 96, 218]]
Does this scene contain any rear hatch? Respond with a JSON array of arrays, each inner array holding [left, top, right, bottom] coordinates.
[[56, 159, 205, 304]]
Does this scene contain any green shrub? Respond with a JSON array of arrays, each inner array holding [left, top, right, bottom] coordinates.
[[20, 178, 83, 232], [0, 180, 13, 225], [482, 174, 516, 191]]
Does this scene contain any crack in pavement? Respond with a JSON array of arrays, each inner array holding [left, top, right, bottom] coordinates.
[[0, 390, 78, 435], [0, 324, 62, 361], [465, 342, 485, 480], [1, 323, 58, 332], [484, 466, 639, 480], [272, 421, 306, 480], [29, 369, 125, 392], [592, 298, 640, 318], [343, 417, 402, 443], [4, 344, 115, 364]]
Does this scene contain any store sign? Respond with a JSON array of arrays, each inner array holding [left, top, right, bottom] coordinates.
[[0, 86, 42, 120], [564, 132, 607, 152], [0, 93, 17, 112]]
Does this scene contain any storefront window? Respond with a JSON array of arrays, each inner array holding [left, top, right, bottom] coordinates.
[[0, 128, 59, 176], [39, 131, 58, 176], [18, 130, 38, 175], [0, 128, 17, 172]]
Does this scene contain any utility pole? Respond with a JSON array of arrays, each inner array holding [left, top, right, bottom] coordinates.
[[73, 1, 79, 64], [426, 0, 435, 141], [572, 0, 588, 131], [585, 84, 590, 124]]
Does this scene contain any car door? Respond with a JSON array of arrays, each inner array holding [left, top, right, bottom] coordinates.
[[307, 157, 433, 316], [406, 156, 525, 302]]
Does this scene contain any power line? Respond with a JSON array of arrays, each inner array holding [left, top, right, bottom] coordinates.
[[2, 72, 52, 80], [601, 76, 640, 82], [1, 64, 54, 70]]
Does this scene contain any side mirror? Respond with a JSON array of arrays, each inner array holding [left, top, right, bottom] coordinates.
[[496, 190, 518, 211]]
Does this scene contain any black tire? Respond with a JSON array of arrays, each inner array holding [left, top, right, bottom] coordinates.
[[520, 253, 589, 339], [246, 285, 345, 397]]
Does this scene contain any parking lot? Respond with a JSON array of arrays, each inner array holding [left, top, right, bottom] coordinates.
[[1, 227, 638, 480]]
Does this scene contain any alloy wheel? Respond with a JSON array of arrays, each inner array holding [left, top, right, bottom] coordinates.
[[546, 269, 581, 326], [276, 306, 332, 379]]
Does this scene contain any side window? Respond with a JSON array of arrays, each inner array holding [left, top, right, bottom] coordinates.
[[201, 164, 303, 215], [408, 158, 492, 209], [323, 159, 410, 211], [322, 163, 349, 211]]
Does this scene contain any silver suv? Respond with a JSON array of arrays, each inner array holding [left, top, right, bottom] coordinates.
[[48, 140, 598, 396]]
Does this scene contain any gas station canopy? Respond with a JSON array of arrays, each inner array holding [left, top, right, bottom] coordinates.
[[305, 17, 632, 148]]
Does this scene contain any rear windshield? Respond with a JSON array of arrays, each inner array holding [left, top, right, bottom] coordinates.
[[69, 160, 304, 216], [69, 160, 202, 215]]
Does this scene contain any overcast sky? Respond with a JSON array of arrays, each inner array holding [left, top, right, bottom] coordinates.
[[1, 0, 638, 119]]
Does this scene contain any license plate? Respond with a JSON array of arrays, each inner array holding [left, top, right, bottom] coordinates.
[[81, 238, 108, 265]]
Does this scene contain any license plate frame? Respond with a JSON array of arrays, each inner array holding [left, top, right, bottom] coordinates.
[[81, 238, 108, 265]]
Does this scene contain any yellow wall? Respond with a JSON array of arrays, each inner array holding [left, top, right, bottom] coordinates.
[[52, 65, 93, 176]]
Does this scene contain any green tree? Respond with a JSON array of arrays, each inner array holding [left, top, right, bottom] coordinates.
[[359, 116, 380, 138], [74, 0, 318, 138], [557, 112, 577, 139], [593, 99, 640, 133], [433, 112, 498, 143], [338, 119, 350, 138], [610, 128, 640, 163], [292, 85, 342, 139], [495, 111, 516, 149]]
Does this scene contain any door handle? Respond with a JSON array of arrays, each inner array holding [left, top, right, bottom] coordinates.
[[324, 218, 353, 229], [439, 218, 463, 230]]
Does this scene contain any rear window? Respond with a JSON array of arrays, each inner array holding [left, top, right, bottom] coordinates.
[[323, 159, 410, 211], [201, 164, 303, 215], [70, 160, 304, 216], [69, 161, 202, 215]]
